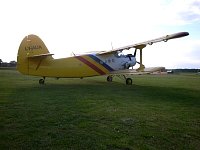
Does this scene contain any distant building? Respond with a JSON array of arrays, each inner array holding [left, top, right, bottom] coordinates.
[[167, 70, 174, 74]]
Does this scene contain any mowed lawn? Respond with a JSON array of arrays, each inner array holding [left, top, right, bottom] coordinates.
[[0, 69, 200, 149]]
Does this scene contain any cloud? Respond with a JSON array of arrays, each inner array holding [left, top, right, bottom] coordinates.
[[161, 0, 200, 25], [142, 38, 200, 69], [178, 1, 200, 23], [0, 0, 198, 69]]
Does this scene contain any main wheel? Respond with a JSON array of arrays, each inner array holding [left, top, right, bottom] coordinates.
[[126, 78, 132, 85], [39, 79, 45, 85], [107, 76, 113, 82]]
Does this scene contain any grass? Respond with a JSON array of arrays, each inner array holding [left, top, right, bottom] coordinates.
[[0, 69, 200, 149]]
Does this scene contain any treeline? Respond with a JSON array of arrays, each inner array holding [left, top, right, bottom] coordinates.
[[171, 69, 199, 73], [0, 59, 17, 67]]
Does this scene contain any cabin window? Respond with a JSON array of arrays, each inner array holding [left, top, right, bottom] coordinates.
[[105, 59, 114, 63]]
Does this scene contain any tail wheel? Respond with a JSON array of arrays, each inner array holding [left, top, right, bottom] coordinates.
[[39, 79, 45, 85], [107, 76, 113, 82], [126, 78, 132, 85]]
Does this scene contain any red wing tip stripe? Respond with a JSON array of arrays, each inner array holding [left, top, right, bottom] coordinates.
[[76, 56, 106, 75]]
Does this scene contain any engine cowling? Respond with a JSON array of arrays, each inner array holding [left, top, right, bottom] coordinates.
[[124, 57, 136, 69]]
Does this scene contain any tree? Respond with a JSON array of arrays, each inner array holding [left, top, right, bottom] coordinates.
[[0, 59, 2, 67], [9, 61, 17, 67]]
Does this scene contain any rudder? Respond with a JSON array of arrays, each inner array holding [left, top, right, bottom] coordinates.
[[17, 34, 53, 75]]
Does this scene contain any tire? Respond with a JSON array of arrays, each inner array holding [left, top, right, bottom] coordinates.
[[39, 79, 45, 85], [107, 76, 113, 82], [126, 78, 132, 85]]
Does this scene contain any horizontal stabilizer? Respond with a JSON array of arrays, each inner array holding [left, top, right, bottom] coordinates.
[[28, 53, 54, 58]]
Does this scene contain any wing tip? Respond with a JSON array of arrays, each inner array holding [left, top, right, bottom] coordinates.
[[168, 32, 189, 40]]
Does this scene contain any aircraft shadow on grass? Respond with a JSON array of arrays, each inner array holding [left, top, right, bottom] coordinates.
[[13, 81, 199, 107]]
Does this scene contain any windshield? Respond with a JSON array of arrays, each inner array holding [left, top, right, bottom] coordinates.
[[115, 51, 126, 58]]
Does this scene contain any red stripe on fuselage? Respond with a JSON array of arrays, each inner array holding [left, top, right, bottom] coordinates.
[[76, 56, 106, 75]]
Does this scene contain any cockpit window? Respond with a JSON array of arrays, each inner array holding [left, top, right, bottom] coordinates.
[[115, 51, 125, 58]]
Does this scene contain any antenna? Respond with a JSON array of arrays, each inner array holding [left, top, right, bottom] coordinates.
[[71, 52, 76, 56], [111, 42, 114, 50]]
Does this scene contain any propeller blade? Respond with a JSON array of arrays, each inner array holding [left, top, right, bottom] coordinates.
[[127, 54, 132, 61], [128, 55, 131, 61], [134, 49, 137, 57]]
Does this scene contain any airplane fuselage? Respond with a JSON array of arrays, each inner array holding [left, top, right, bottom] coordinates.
[[23, 53, 136, 78]]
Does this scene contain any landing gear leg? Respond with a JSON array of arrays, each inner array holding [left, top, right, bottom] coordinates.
[[39, 77, 45, 85], [123, 75, 132, 85], [107, 75, 113, 82], [107, 75, 133, 85]]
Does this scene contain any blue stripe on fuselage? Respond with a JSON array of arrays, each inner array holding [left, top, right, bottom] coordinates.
[[88, 54, 115, 72]]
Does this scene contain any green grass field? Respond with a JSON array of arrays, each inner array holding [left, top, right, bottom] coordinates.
[[0, 69, 200, 149]]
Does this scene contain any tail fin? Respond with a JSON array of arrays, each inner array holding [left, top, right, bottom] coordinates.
[[17, 34, 53, 75]]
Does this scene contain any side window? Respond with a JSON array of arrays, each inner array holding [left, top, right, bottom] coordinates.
[[105, 59, 114, 63]]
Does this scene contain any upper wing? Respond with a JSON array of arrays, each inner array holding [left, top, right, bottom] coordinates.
[[97, 32, 189, 55]]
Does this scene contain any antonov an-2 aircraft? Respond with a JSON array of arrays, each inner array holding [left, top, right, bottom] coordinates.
[[17, 32, 189, 85]]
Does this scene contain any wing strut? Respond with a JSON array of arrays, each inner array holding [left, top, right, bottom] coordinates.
[[134, 44, 146, 71]]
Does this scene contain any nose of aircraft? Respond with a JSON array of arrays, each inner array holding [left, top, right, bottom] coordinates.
[[126, 54, 137, 66], [131, 56, 137, 66]]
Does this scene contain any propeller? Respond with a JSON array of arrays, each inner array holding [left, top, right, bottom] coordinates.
[[127, 54, 133, 61], [124, 54, 137, 69], [128, 49, 140, 65]]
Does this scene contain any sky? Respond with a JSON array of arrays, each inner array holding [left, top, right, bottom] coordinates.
[[0, 0, 199, 69]]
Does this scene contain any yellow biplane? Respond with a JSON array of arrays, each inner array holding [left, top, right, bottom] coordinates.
[[17, 32, 189, 85]]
